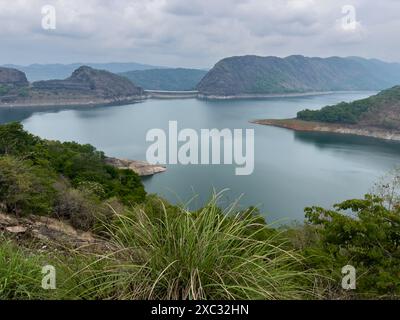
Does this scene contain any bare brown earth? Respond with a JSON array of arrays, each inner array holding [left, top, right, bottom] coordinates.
[[0, 212, 111, 252], [252, 118, 400, 141]]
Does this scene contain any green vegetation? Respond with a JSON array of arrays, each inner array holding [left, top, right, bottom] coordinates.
[[297, 86, 400, 128], [297, 101, 371, 124], [1, 122, 399, 300], [287, 194, 400, 299], [0, 84, 30, 98], [0, 239, 46, 299], [197, 55, 400, 96], [0, 122, 145, 228], [0, 195, 313, 300], [99, 194, 311, 300], [0, 236, 110, 300], [0, 85, 10, 96], [0, 156, 56, 216], [17, 87, 29, 97]]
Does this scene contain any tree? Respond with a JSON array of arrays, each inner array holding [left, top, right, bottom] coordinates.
[[0, 122, 39, 155], [0, 156, 56, 216], [305, 195, 400, 297]]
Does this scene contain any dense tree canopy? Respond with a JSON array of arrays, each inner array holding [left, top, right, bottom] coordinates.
[[297, 85, 400, 127], [0, 122, 146, 226]]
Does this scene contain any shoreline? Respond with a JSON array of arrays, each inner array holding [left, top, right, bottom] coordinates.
[[144, 90, 198, 99], [1, 90, 376, 107], [0, 95, 146, 109], [252, 118, 400, 142], [105, 157, 166, 177], [197, 90, 372, 100]]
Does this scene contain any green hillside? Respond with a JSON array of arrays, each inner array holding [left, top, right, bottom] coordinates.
[[297, 86, 400, 129], [197, 55, 400, 96]]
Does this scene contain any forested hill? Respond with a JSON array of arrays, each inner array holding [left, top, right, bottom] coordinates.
[[197, 55, 400, 97], [297, 86, 400, 129]]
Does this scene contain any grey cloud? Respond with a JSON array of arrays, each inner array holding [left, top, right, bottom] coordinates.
[[0, 0, 399, 67]]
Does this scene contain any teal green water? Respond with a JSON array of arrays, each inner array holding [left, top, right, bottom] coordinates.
[[1, 91, 400, 223]]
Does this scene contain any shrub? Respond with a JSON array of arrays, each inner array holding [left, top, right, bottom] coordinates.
[[0, 122, 146, 208], [304, 195, 400, 298], [80, 193, 314, 300], [0, 156, 56, 216], [0, 122, 40, 155], [52, 179, 118, 231]]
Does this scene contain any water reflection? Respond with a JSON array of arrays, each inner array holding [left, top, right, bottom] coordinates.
[[294, 131, 400, 154]]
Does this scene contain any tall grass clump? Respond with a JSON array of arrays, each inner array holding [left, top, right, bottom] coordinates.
[[0, 236, 126, 300], [80, 192, 314, 300], [0, 239, 49, 299]]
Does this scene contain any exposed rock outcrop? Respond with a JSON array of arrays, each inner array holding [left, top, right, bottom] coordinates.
[[0, 212, 109, 251], [33, 66, 144, 98], [0, 66, 145, 107], [105, 157, 166, 176], [0, 67, 29, 87]]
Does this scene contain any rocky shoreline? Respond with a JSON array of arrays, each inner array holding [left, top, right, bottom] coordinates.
[[105, 157, 166, 176], [252, 119, 400, 142]]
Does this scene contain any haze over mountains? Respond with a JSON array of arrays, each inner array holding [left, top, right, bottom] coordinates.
[[2, 62, 164, 82], [197, 55, 400, 97], [4, 55, 400, 95], [2, 54, 400, 108], [120, 68, 207, 91]]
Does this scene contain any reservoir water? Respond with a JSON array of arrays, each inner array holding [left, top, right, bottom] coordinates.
[[1, 91, 400, 223]]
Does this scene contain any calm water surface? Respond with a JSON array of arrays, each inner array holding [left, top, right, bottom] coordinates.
[[2, 91, 399, 223]]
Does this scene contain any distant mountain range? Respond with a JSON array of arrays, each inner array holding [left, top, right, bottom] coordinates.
[[2, 62, 164, 82], [3, 55, 400, 104], [120, 68, 207, 91], [197, 55, 400, 98]]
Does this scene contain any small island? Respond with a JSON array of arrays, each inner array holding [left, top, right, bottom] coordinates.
[[253, 86, 400, 141]]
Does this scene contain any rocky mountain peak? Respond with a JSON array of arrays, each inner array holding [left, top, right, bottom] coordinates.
[[0, 67, 29, 87]]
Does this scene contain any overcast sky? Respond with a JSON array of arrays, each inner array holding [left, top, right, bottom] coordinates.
[[0, 0, 399, 68]]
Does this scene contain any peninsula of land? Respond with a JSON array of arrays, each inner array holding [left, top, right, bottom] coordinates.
[[254, 86, 400, 141]]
